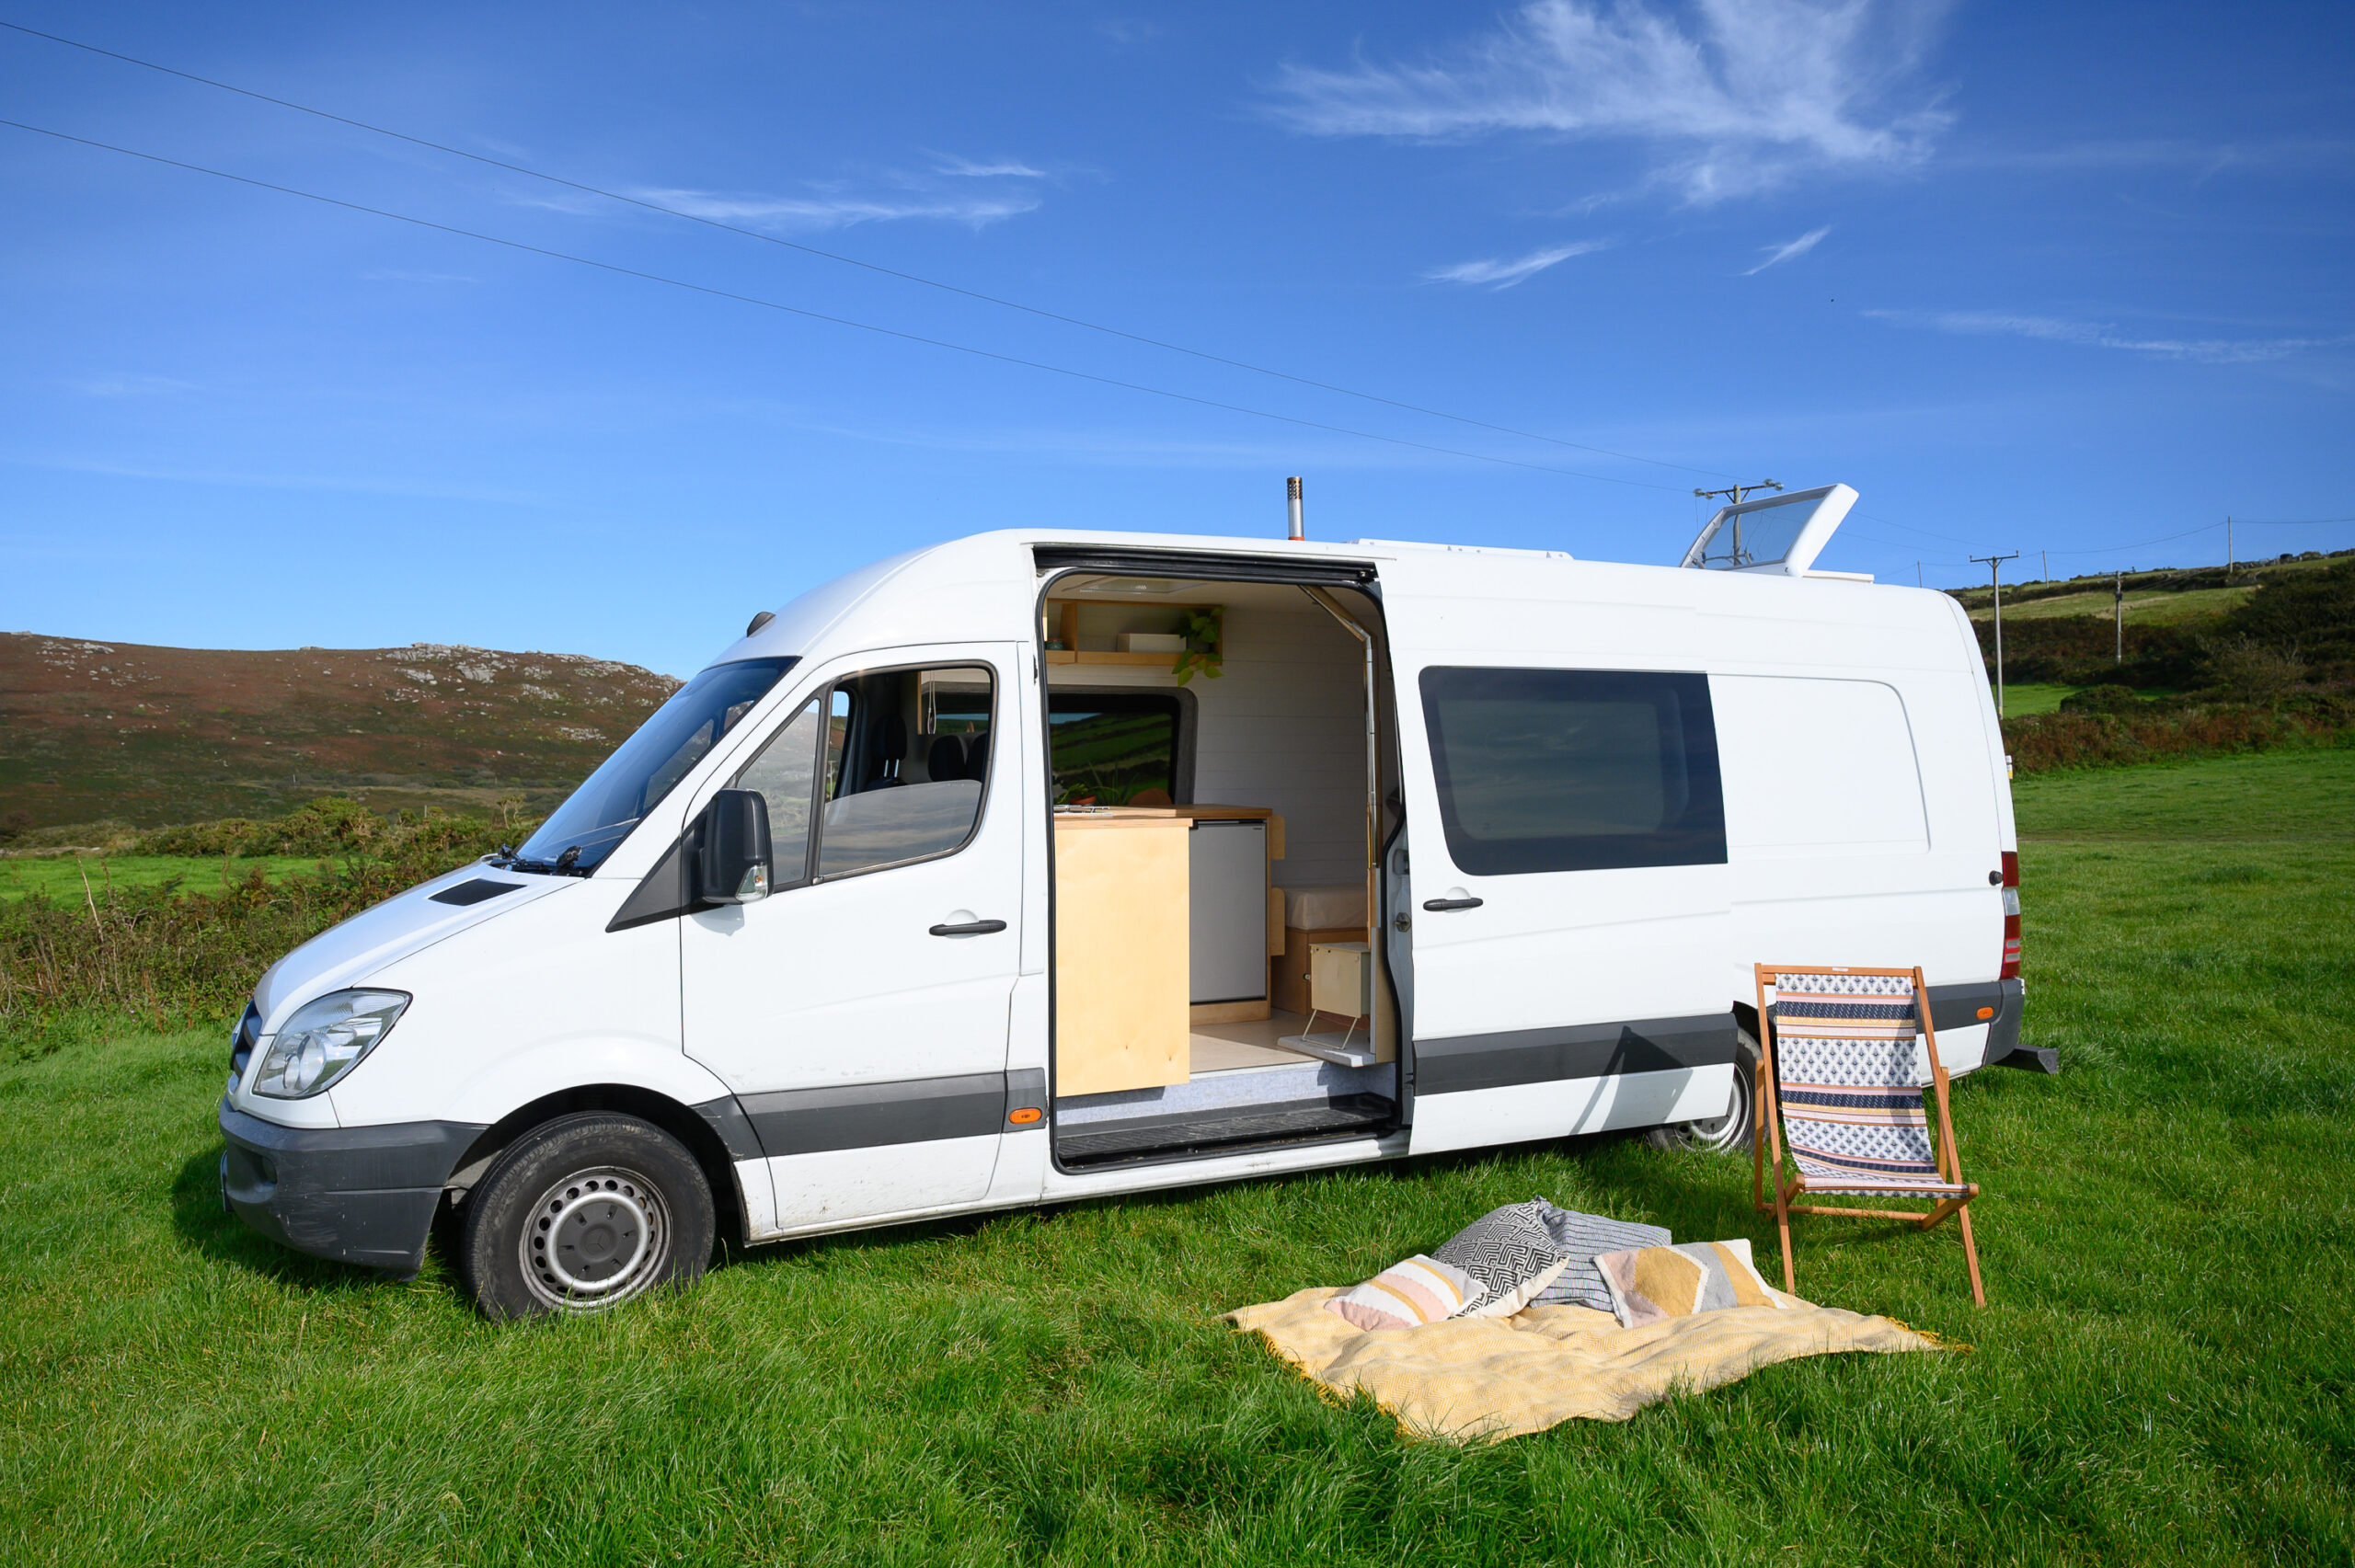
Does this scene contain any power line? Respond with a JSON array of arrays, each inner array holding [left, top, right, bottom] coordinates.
[[1, 117, 1695, 492], [0, 17, 1734, 483], [2043, 521, 2225, 556]]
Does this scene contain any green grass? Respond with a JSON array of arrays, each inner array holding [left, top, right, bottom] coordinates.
[[1998, 681, 2079, 715], [0, 853, 324, 902], [4, 753, 2351, 1563]]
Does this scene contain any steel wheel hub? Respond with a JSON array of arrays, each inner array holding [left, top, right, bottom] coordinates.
[[521, 1166, 671, 1312]]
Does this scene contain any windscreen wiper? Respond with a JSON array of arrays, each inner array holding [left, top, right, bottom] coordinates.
[[495, 845, 592, 877]]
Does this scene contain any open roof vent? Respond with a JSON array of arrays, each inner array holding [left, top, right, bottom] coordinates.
[[1678, 483, 1858, 577]]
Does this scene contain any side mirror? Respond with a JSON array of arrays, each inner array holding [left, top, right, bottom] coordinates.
[[695, 789, 772, 904]]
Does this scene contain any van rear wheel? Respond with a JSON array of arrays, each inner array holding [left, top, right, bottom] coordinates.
[[456, 1113, 716, 1320], [1644, 1030, 1760, 1156]]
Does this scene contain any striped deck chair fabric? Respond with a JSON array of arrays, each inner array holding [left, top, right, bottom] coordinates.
[[1770, 971, 1961, 1196], [1752, 963, 1987, 1307]]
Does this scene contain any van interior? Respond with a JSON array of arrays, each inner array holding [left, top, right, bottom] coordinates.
[[1038, 573, 1401, 1167]]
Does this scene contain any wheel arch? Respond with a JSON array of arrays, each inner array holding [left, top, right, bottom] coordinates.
[[444, 1085, 753, 1252]]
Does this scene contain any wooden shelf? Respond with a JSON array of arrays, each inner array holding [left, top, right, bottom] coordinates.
[[1041, 649, 1189, 667]]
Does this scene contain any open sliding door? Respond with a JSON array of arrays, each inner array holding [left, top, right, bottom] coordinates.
[[1381, 553, 1740, 1154]]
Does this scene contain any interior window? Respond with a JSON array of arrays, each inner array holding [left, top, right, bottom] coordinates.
[[1420, 668, 1726, 875], [1048, 692, 1182, 806], [731, 696, 823, 887], [817, 663, 994, 878]]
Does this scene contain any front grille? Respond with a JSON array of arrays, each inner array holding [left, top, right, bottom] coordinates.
[[230, 1001, 260, 1078]]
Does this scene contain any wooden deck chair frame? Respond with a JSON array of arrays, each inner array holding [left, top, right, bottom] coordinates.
[[1751, 964, 1985, 1308]]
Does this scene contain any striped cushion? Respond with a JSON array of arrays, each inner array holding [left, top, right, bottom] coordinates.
[[1327, 1254, 1484, 1332], [1772, 971, 1947, 1195], [1530, 1204, 1672, 1311]]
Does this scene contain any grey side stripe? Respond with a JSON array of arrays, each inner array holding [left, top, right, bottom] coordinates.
[[1415, 1013, 1738, 1096], [739, 1072, 1022, 1157]]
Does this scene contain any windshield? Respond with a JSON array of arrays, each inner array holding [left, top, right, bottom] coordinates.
[[515, 658, 796, 872]]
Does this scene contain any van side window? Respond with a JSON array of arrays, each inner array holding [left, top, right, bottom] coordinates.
[[816, 663, 994, 879], [1419, 668, 1727, 876], [731, 697, 824, 887]]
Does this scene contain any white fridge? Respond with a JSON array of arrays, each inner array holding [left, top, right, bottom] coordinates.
[[1187, 819, 1266, 1004]]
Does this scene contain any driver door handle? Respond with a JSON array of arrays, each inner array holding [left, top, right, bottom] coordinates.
[[929, 919, 1008, 936], [1422, 897, 1484, 911]]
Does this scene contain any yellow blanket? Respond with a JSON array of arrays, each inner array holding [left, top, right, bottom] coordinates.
[[1225, 1286, 1940, 1440]]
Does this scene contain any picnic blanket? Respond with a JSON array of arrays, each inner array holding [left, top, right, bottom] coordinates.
[[1225, 1286, 1942, 1440]]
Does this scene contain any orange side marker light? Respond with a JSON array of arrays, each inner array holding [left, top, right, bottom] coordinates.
[[1008, 1107, 1042, 1125], [1976, 1007, 1994, 1020]]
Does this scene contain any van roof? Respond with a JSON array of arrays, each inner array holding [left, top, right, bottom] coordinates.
[[711, 524, 1936, 672]]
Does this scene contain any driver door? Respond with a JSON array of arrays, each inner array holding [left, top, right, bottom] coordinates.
[[681, 646, 1024, 1233]]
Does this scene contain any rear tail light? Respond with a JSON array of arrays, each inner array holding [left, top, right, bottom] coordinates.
[[1999, 851, 2022, 979]]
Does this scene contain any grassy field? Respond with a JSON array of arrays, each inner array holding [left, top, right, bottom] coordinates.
[[0, 853, 323, 902], [1968, 585, 2255, 624], [2, 752, 2349, 1563]]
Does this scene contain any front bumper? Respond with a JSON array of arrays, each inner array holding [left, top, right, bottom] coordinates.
[[218, 1099, 487, 1273]]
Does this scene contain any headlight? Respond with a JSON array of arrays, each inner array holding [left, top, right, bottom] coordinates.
[[252, 990, 411, 1099]]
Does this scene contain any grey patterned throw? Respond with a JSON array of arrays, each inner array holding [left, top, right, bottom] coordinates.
[[1530, 1202, 1672, 1311], [1430, 1201, 1572, 1319]]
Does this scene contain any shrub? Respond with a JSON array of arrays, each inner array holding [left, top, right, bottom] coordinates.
[[2060, 684, 2146, 715], [0, 798, 529, 1049], [2003, 702, 2355, 775]]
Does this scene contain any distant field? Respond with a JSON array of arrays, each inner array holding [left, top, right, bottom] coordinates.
[[0, 853, 323, 902], [1996, 681, 2075, 715], [1, 748, 2349, 1562], [1969, 585, 2253, 624]]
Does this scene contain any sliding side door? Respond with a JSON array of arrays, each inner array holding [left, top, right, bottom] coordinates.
[[1382, 556, 1739, 1153]]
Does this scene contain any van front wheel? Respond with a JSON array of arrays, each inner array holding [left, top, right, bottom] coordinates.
[[456, 1113, 716, 1320], [1644, 1030, 1760, 1156]]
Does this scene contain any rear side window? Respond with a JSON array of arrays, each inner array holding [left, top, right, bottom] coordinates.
[[1419, 668, 1727, 876]]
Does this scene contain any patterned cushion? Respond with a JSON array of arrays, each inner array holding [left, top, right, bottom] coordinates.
[[1594, 1239, 1787, 1329], [1433, 1201, 1573, 1320], [1326, 1253, 1485, 1332], [1530, 1204, 1673, 1311], [1772, 970, 1948, 1194]]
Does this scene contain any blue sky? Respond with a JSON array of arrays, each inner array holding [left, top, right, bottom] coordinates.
[[4, 1, 2349, 677]]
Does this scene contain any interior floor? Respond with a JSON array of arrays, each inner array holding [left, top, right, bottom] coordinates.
[[1189, 1011, 1321, 1073]]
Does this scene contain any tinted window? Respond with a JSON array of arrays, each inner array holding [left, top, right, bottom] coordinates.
[[1049, 692, 1182, 806], [1420, 668, 1726, 876]]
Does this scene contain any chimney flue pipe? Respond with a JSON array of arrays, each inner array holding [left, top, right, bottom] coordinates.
[[1286, 476, 1304, 541]]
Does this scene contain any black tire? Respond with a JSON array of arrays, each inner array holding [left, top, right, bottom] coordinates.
[[1644, 1028, 1762, 1155], [456, 1113, 716, 1321]]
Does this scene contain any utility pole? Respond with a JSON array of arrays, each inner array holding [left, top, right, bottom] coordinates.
[[2226, 515, 2234, 579], [2040, 549, 2049, 583], [2114, 572, 2124, 665], [1972, 552, 2022, 715], [1916, 562, 1924, 588], [1692, 479, 1781, 566]]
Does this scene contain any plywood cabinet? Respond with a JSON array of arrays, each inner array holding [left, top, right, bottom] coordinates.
[[1051, 812, 1190, 1096]]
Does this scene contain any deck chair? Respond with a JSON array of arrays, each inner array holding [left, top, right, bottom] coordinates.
[[1752, 965, 1986, 1308]]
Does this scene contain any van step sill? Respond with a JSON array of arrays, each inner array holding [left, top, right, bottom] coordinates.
[[1055, 1093, 1394, 1165]]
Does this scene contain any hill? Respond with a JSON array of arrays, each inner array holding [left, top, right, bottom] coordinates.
[[0, 634, 680, 834], [1945, 549, 2355, 690]]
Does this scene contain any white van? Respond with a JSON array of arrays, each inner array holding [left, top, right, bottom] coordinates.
[[220, 486, 2028, 1318]]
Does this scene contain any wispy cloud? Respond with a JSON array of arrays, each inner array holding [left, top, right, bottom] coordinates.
[[625, 185, 1039, 231], [1867, 308, 2355, 364], [1426, 239, 1611, 289], [1269, 0, 1954, 202], [931, 155, 1049, 179], [1742, 224, 1831, 274]]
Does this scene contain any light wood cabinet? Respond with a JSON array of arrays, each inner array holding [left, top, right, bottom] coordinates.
[[1051, 812, 1190, 1096]]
